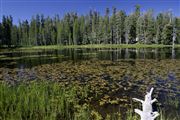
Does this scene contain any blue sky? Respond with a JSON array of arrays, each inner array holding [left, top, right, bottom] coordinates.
[[0, 0, 180, 24]]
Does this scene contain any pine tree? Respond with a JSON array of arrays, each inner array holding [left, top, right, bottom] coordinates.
[[136, 16, 145, 43], [22, 20, 30, 46], [144, 10, 155, 44], [11, 25, 19, 46], [79, 16, 85, 45], [115, 10, 126, 44], [2, 16, 13, 47], [29, 17, 36, 46], [35, 14, 41, 45], [73, 19, 79, 45], [134, 5, 141, 41], [162, 23, 173, 45], [104, 8, 111, 44], [110, 7, 117, 44], [155, 13, 163, 44], [0, 23, 2, 46], [91, 11, 98, 44], [57, 22, 64, 45], [40, 14, 46, 45], [125, 16, 130, 44], [96, 16, 104, 44], [174, 17, 180, 44]]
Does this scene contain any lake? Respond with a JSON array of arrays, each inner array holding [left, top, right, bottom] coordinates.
[[0, 47, 180, 118]]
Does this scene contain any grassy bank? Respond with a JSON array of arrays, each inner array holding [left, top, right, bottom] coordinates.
[[17, 44, 180, 50]]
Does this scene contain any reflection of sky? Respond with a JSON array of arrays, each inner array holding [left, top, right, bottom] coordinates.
[[0, 0, 180, 24]]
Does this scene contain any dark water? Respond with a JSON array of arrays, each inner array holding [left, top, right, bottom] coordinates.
[[0, 47, 180, 118], [0, 47, 180, 68]]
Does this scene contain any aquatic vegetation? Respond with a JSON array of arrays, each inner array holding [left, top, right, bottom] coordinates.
[[0, 47, 180, 119], [0, 59, 180, 117], [17, 44, 180, 50], [0, 54, 64, 61], [164, 97, 180, 109], [0, 81, 91, 120], [0, 81, 179, 120], [0, 81, 134, 120], [126, 109, 139, 120], [158, 109, 180, 120]]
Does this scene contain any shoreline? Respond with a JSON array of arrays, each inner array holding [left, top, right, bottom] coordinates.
[[13, 44, 180, 50]]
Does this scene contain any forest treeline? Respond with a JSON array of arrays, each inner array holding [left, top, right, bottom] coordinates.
[[0, 5, 180, 47]]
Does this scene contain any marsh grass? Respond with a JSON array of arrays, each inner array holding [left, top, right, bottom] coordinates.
[[0, 81, 179, 120], [164, 97, 180, 109], [0, 81, 91, 120], [18, 44, 180, 50]]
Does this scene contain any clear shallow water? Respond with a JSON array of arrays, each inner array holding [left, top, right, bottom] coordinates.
[[0, 47, 180, 118]]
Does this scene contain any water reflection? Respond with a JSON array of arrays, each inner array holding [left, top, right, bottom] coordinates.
[[0, 47, 179, 68]]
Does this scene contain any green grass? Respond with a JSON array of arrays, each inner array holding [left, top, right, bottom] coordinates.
[[0, 81, 179, 120], [17, 44, 180, 50], [0, 81, 137, 120], [0, 81, 91, 120]]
